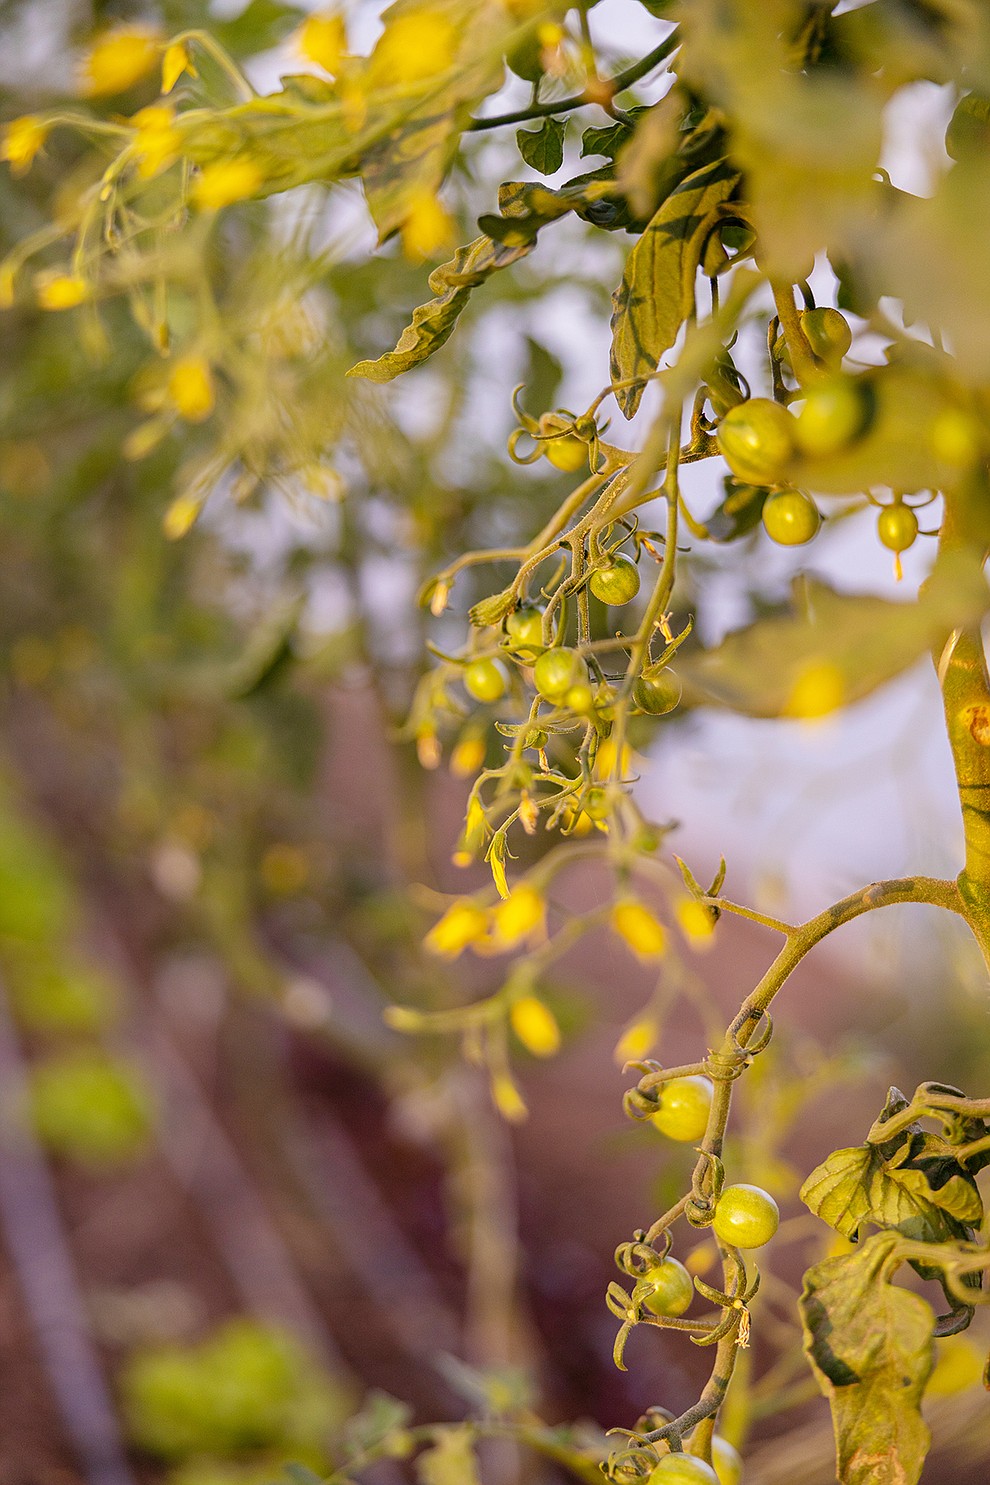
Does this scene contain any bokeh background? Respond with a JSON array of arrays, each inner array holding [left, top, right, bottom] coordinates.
[[0, 2, 987, 1482]]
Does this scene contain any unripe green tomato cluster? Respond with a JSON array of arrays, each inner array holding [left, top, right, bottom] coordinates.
[[793, 376, 873, 458], [640, 1256, 695, 1317], [761, 488, 821, 546], [711, 1437, 742, 1485], [716, 398, 796, 485], [799, 307, 852, 367], [463, 658, 507, 703], [711, 1183, 779, 1249], [650, 1076, 713, 1143], [877, 503, 918, 553], [590, 553, 641, 605], [533, 647, 587, 702], [634, 670, 682, 715], [648, 1456, 718, 1485]]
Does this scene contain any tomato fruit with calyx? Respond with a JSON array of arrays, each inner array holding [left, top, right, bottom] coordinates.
[[648, 1457, 719, 1485], [505, 606, 545, 656], [534, 647, 587, 702], [877, 503, 918, 553], [761, 489, 821, 546], [463, 658, 507, 703], [634, 670, 681, 715], [716, 399, 796, 484], [800, 307, 852, 367], [711, 1436, 742, 1485], [641, 1256, 694, 1317], [545, 435, 588, 473], [793, 376, 873, 458], [712, 1184, 779, 1248], [590, 553, 641, 605], [651, 1076, 713, 1142]]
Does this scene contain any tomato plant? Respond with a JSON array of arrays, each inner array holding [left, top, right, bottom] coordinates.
[[4, 4, 990, 1485]]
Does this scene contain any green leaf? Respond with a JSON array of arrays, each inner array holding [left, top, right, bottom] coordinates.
[[347, 235, 533, 383], [676, 563, 990, 720], [801, 1232, 934, 1485], [800, 1146, 877, 1241], [610, 157, 739, 419], [517, 117, 566, 176], [343, 1391, 412, 1455], [415, 1428, 481, 1485]]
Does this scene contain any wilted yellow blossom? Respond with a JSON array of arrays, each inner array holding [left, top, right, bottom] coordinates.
[[79, 26, 162, 97], [491, 1072, 528, 1122], [784, 660, 845, 720], [610, 899, 668, 961], [1, 115, 51, 176], [400, 191, 456, 262], [162, 40, 197, 94], [191, 158, 263, 211], [450, 735, 486, 778], [491, 884, 545, 949], [510, 995, 560, 1057], [674, 896, 716, 947], [162, 494, 202, 540], [130, 104, 182, 179], [594, 736, 635, 780], [613, 1016, 658, 1064], [299, 12, 348, 76], [35, 273, 89, 310], [424, 899, 490, 957], [452, 794, 487, 866], [167, 355, 215, 422], [369, 9, 458, 85]]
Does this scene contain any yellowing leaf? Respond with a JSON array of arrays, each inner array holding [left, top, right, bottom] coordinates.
[[801, 1231, 934, 1485], [610, 157, 739, 419]]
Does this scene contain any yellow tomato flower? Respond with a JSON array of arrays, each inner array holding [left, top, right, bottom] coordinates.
[[35, 273, 89, 310], [1, 115, 51, 176], [594, 737, 634, 780], [450, 736, 486, 778], [674, 896, 716, 947], [191, 158, 264, 211], [424, 899, 490, 958], [610, 899, 668, 962], [369, 9, 458, 85], [784, 660, 845, 720], [613, 1016, 658, 1064], [162, 494, 202, 540], [491, 1072, 528, 1122], [510, 995, 561, 1057], [161, 40, 197, 94], [130, 104, 182, 179], [167, 355, 215, 422], [79, 26, 162, 97], [298, 12, 348, 76], [400, 191, 456, 262], [491, 885, 545, 949]]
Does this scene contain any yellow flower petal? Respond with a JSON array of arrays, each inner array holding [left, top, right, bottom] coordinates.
[[509, 995, 560, 1057], [369, 9, 458, 85], [191, 158, 263, 211], [450, 736, 486, 778], [491, 1072, 528, 1122], [613, 1016, 658, 1065], [424, 899, 490, 958], [167, 355, 215, 422], [783, 660, 845, 720], [400, 190, 456, 263], [674, 896, 716, 948], [162, 494, 202, 540], [491, 885, 545, 950], [161, 40, 196, 95], [1, 115, 51, 176], [298, 13, 348, 76], [35, 273, 89, 311], [610, 899, 668, 962], [79, 26, 162, 97]]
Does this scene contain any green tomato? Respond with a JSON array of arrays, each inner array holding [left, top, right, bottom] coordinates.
[[533, 647, 587, 702], [712, 1184, 779, 1249], [648, 1456, 719, 1485], [463, 658, 507, 703], [716, 398, 796, 485], [589, 553, 641, 605], [634, 670, 681, 715], [793, 376, 873, 458], [877, 503, 918, 554], [761, 488, 821, 546], [505, 606, 545, 655], [565, 682, 596, 714], [711, 1436, 743, 1485], [650, 1076, 713, 1143], [799, 307, 852, 367], [545, 435, 589, 473], [641, 1256, 695, 1317]]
